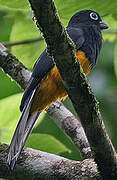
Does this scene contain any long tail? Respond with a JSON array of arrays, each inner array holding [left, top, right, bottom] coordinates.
[[7, 91, 41, 171]]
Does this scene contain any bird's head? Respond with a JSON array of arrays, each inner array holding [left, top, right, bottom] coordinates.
[[68, 10, 109, 30]]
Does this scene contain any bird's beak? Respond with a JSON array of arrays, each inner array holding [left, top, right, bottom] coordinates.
[[99, 20, 109, 30]]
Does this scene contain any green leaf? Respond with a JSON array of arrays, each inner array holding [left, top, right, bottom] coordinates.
[[26, 133, 70, 155], [0, 0, 29, 9], [10, 11, 45, 69], [1, 0, 117, 24], [0, 7, 15, 42], [0, 93, 22, 143], [0, 69, 21, 99]]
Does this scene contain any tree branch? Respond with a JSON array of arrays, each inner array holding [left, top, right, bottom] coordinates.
[[28, 0, 117, 179], [0, 44, 31, 90], [0, 143, 100, 180], [2, 37, 43, 47], [47, 101, 92, 159]]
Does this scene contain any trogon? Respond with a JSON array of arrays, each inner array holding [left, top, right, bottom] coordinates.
[[7, 10, 109, 170]]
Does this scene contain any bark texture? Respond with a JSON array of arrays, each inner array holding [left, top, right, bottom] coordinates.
[[0, 143, 100, 180]]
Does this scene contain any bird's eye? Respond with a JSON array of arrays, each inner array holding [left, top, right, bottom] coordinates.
[[90, 12, 98, 20]]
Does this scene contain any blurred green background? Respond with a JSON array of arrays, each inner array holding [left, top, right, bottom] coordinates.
[[0, 1, 117, 176]]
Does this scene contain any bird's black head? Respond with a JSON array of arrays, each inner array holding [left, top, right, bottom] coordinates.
[[68, 10, 109, 30]]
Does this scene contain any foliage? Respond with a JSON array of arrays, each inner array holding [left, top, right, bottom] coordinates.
[[0, 0, 117, 163]]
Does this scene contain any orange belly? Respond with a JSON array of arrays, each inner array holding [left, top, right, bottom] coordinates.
[[30, 50, 91, 113]]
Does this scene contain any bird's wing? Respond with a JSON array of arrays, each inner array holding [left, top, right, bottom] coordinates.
[[66, 27, 85, 50], [20, 49, 54, 111]]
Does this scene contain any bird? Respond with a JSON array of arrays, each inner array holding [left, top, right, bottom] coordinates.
[[7, 9, 109, 170]]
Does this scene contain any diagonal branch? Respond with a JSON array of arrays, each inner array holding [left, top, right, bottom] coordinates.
[[47, 101, 92, 159], [0, 43, 31, 90], [28, 0, 117, 179]]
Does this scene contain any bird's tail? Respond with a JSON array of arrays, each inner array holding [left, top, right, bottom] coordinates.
[[7, 91, 41, 171]]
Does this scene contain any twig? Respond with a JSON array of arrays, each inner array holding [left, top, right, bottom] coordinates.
[[28, 0, 117, 179], [2, 37, 43, 47]]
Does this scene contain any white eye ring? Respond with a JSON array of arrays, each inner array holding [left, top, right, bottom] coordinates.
[[90, 12, 98, 20]]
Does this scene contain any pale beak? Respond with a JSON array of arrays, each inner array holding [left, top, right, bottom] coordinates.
[[99, 20, 109, 29]]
